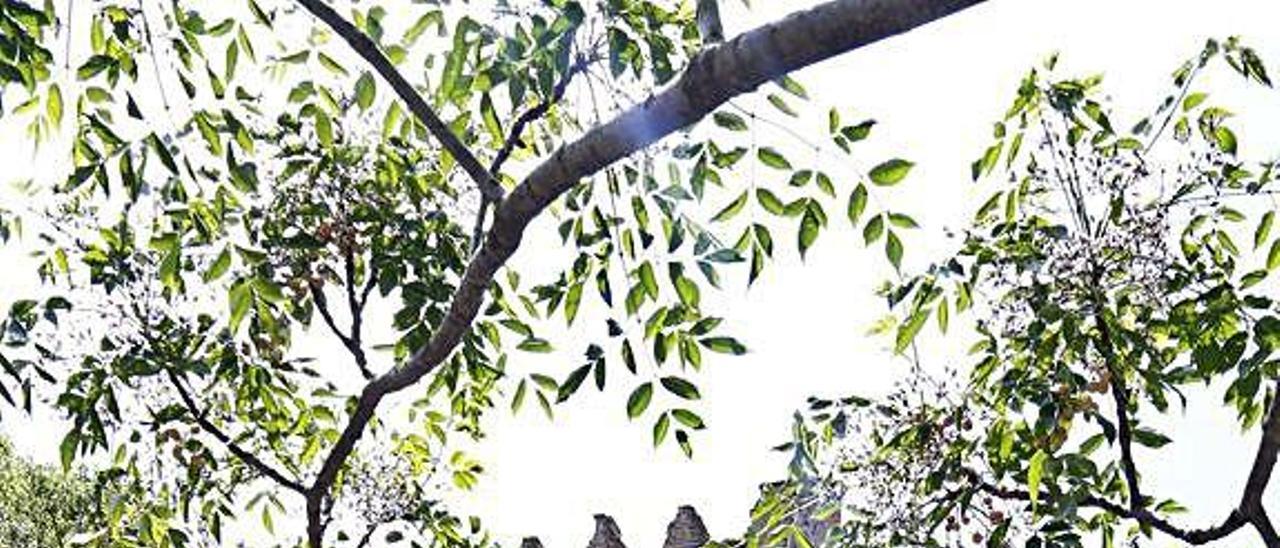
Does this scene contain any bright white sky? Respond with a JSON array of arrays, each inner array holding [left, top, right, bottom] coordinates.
[[4, 0, 1280, 546]]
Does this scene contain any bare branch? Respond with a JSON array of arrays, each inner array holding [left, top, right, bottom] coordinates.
[[294, 0, 503, 203], [165, 370, 307, 494]]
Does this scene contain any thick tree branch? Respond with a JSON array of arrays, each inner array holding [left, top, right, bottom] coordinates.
[[1243, 381, 1280, 506], [165, 370, 307, 494], [303, 0, 988, 544], [294, 0, 503, 202], [1241, 380, 1280, 547]]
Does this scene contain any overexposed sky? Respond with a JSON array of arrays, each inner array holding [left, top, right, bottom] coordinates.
[[3, 0, 1280, 547]]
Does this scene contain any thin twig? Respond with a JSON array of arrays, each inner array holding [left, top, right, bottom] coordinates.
[[165, 370, 307, 494]]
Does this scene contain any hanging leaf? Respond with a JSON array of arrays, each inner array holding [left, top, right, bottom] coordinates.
[[627, 383, 653, 419], [757, 147, 792, 170], [711, 191, 748, 222], [671, 408, 706, 430], [713, 111, 748, 132], [518, 338, 554, 353], [1028, 449, 1047, 509], [699, 337, 746, 355], [863, 215, 885, 244], [355, 71, 377, 111], [798, 207, 821, 259], [557, 364, 592, 402], [885, 230, 903, 269], [1255, 211, 1274, 249], [660, 376, 701, 400], [46, 83, 62, 126], [653, 413, 671, 446], [869, 159, 914, 186]]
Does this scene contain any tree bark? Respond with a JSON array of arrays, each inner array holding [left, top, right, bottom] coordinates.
[[302, 0, 987, 543]]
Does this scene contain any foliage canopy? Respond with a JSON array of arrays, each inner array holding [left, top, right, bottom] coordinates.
[[0, 0, 969, 544]]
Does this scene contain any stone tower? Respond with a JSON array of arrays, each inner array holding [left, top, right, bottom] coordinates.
[[586, 514, 626, 548], [662, 505, 710, 548]]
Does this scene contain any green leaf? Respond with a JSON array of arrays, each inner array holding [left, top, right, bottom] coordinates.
[[314, 110, 334, 148], [1182, 92, 1207, 112], [660, 376, 701, 400], [712, 111, 748, 132], [676, 429, 693, 458], [228, 280, 252, 332], [511, 379, 527, 413], [1256, 211, 1274, 249], [355, 71, 376, 111], [1269, 238, 1280, 270], [894, 308, 927, 354], [481, 93, 502, 142], [937, 298, 950, 333], [757, 189, 785, 215], [1214, 126, 1238, 155], [756, 147, 792, 170], [253, 277, 285, 304], [675, 276, 700, 308], [798, 207, 820, 259], [775, 75, 808, 99], [711, 191, 748, 222], [767, 94, 797, 117], [885, 230, 903, 270], [671, 408, 706, 430], [888, 213, 919, 229], [789, 525, 815, 548], [46, 83, 62, 126], [59, 431, 77, 472], [1028, 449, 1047, 509], [518, 338, 554, 353], [224, 40, 239, 82], [699, 337, 746, 355], [146, 134, 179, 174], [863, 215, 884, 244], [1132, 428, 1172, 448], [204, 248, 232, 282], [627, 383, 653, 419], [639, 262, 659, 299], [847, 183, 868, 227], [557, 364, 592, 402], [653, 413, 671, 446], [564, 282, 583, 326], [840, 120, 875, 143], [869, 159, 913, 186], [815, 171, 835, 197]]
